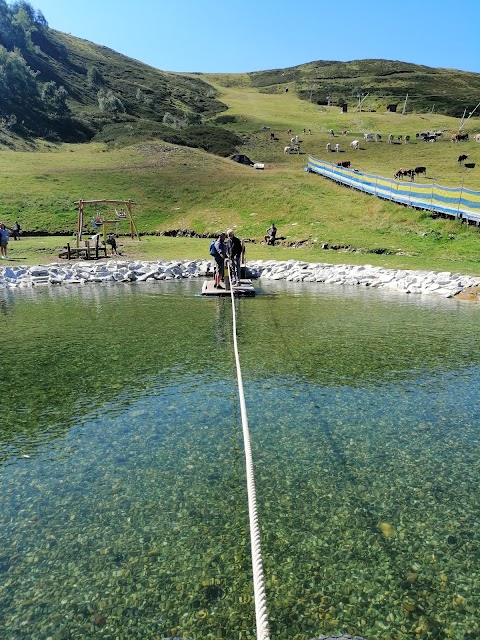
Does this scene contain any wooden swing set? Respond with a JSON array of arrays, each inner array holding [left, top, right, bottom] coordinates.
[[75, 199, 140, 245], [59, 199, 140, 260]]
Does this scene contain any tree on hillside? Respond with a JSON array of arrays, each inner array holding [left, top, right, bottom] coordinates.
[[41, 80, 70, 117], [0, 113, 17, 129], [162, 110, 202, 129], [0, 1, 26, 49], [34, 9, 47, 27], [97, 89, 125, 115], [0, 0, 47, 51], [0, 45, 38, 102], [87, 65, 104, 87], [0, 45, 44, 133]]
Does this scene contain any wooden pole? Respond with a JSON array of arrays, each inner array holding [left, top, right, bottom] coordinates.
[[459, 102, 480, 131], [127, 200, 140, 240], [77, 200, 84, 247]]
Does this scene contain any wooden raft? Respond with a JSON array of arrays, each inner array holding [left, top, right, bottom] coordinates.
[[202, 279, 256, 297]]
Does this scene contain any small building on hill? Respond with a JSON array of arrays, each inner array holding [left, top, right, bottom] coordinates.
[[387, 104, 398, 113]]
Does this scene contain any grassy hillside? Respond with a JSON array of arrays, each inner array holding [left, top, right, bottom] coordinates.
[[246, 59, 480, 117], [2, 0, 480, 150], [0, 0, 234, 149], [1, 2, 480, 274], [1, 84, 480, 274]]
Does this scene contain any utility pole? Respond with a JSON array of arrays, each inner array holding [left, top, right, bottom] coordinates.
[[354, 93, 369, 112], [459, 102, 480, 131], [401, 93, 408, 115]]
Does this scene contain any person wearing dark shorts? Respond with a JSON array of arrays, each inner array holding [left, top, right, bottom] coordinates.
[[213, 232, 227, 288], [264, 223, 277, 245], [227, 228, 242, 284]]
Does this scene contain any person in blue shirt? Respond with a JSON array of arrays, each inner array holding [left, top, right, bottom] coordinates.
[[0, 223, 11, 259], [213, 232, 227, 289]]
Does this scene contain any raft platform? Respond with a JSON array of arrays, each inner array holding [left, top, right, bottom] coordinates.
[[202, 279, 256, 297]]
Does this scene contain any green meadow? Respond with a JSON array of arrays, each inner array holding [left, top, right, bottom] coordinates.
[[1, 82, 480, 274]]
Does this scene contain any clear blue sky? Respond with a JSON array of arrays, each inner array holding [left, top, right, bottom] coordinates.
[[30, 0, 480, 74]]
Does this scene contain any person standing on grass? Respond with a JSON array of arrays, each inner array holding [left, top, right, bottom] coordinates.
[[264, 223, 277, 246], [11, 221, 21, 240], [0, 223, 11, 258]]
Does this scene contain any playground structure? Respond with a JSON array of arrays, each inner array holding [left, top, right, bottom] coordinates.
[[74, 199, 140, 247]]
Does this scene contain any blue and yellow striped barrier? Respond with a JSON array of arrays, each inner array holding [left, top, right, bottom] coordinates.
[[307, 156, 480, 223]]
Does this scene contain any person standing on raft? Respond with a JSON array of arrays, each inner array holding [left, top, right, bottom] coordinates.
[[213, 232, 228, 289], [226, 228, 242, 285]]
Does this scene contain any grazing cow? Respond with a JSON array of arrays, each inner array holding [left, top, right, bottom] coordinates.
[[475, 133, 480, 142], [290, 144, 300, 154], [452, 132, 468, 142], [270, 132, 275, 140], [374, 133, 381, 142], [405, 135, 411, 143], [458, 154, 468, 165], [329, 129, 335, 137], [397, 135, 403, 143], [284, 146, 292, 154], [414, 166, 427, 177], [387, 134, 394, 144], [363, 133, 374, 142], [290, 137, 296, 145], [334, 143, 340, 152], [326, 143, 331, 152], [350, 140, 359, 149], [337, 161, 351, 168], [394, 168, 415, 181]]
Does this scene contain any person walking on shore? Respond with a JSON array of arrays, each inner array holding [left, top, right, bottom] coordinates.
[[0, 223, 11, 258]]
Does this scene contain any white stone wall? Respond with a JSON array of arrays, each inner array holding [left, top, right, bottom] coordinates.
[[0, 259, 479, 299]]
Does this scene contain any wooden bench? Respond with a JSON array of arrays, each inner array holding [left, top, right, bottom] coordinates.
[[59, 241, 108, 260]]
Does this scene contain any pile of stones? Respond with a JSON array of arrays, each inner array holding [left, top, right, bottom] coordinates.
[[1, 259, 479, 299]]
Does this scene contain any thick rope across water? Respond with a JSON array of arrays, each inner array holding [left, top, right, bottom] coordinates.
[[227, 265, 270, 640]]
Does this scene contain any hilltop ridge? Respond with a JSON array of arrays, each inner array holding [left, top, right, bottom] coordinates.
[[1, 0, 480, 150]]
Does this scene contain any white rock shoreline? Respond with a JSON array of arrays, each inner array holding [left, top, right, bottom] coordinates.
[[0, 259, 479, 299]]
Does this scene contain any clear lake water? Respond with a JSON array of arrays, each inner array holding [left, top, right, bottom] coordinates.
[[0, 280, 479, 640]]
